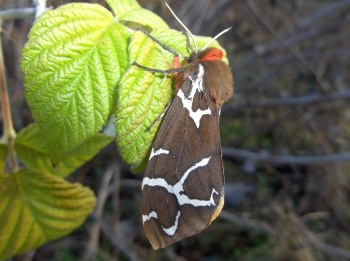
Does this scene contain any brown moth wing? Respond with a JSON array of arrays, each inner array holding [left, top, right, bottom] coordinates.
[[201, 60, 234, 105], [141, 62, 227, 249]]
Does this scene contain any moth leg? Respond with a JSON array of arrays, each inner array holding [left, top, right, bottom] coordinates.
[[136, 28, 179, 57], [133, 28, 185, 75], [145, 100, 173, 132], [132, 62, 185, 74]]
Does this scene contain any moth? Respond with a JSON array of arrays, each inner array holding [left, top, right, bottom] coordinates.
[[133, 2, 234, 250]]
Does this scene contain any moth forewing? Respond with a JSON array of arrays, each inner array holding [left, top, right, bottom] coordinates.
[[141, 59, 231, 249]]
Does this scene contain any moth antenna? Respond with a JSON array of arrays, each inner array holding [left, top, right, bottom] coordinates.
[[202, 27, 232, 51], [162, 0, 198, 54]]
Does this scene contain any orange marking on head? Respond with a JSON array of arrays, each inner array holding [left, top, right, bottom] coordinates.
[[197, 48, 223, 62]]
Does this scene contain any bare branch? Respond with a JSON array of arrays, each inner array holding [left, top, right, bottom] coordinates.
[[292, 0, 350, 32], [222, 147, 350, 166], [222, 89, 350, 116], [220, 210, 275, 235], [84, 164, 142, 261], [98, 217, 143, 261], [82, 164, 116, 261], [316, 242, 350, 259], [33, 0, 46, 19], [245, 0, 332, 91], [221, 210, 350, 259], [0, 8, 35, 21]]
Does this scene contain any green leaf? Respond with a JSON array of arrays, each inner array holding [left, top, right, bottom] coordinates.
[[114, 30, 172, 173], [0, 141, 8, 173], [0, 169, 95, 260], [21, 3, 130, 165], [55, 133, 114, 177], [106, 0, 141, 17], [15, 123, 113, 178], [106, 0, 168, 32], [118, 8, 169, 32]]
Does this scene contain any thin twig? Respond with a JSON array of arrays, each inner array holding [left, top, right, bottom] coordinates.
[[316, 242, 350, 259], [221, 210, 350, 259], [0, 4, 51, 21], [98, 217, 143, 261], [245, 0, 330, 91], [111, 163, 121, 258], [241, 0, 350, 59], [252, 18, 346, 60], [220, 210, 275, 235], [82, 164, 116, 261], [0, 8, 35, 21], [0, 28, 18, 172], [222, 89, 350, 116], [33, 0, 46, 19], [222, 148, 350, 166], [87, 164, 142, 261], [112, 162, 121, 225], [107, 179, 141, 196], [85, 165, 142, 261], [291, 0, 350, 33]]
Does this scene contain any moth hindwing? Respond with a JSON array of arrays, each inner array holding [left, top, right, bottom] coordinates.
[[135, 33, 234, 248]]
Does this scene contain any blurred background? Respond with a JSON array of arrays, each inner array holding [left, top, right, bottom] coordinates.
[[1, 0, 350, 260]]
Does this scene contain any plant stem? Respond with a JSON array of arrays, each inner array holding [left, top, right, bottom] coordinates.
[[0, 29, 18, 172]]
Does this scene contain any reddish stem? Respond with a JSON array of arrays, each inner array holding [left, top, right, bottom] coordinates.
[[0, 33, 18, 172]]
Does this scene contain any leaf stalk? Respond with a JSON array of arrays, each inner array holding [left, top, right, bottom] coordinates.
[[0, 28, 18, 172]]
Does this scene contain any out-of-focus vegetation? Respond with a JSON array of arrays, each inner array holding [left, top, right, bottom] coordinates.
[[1, 0, 349, 260]]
